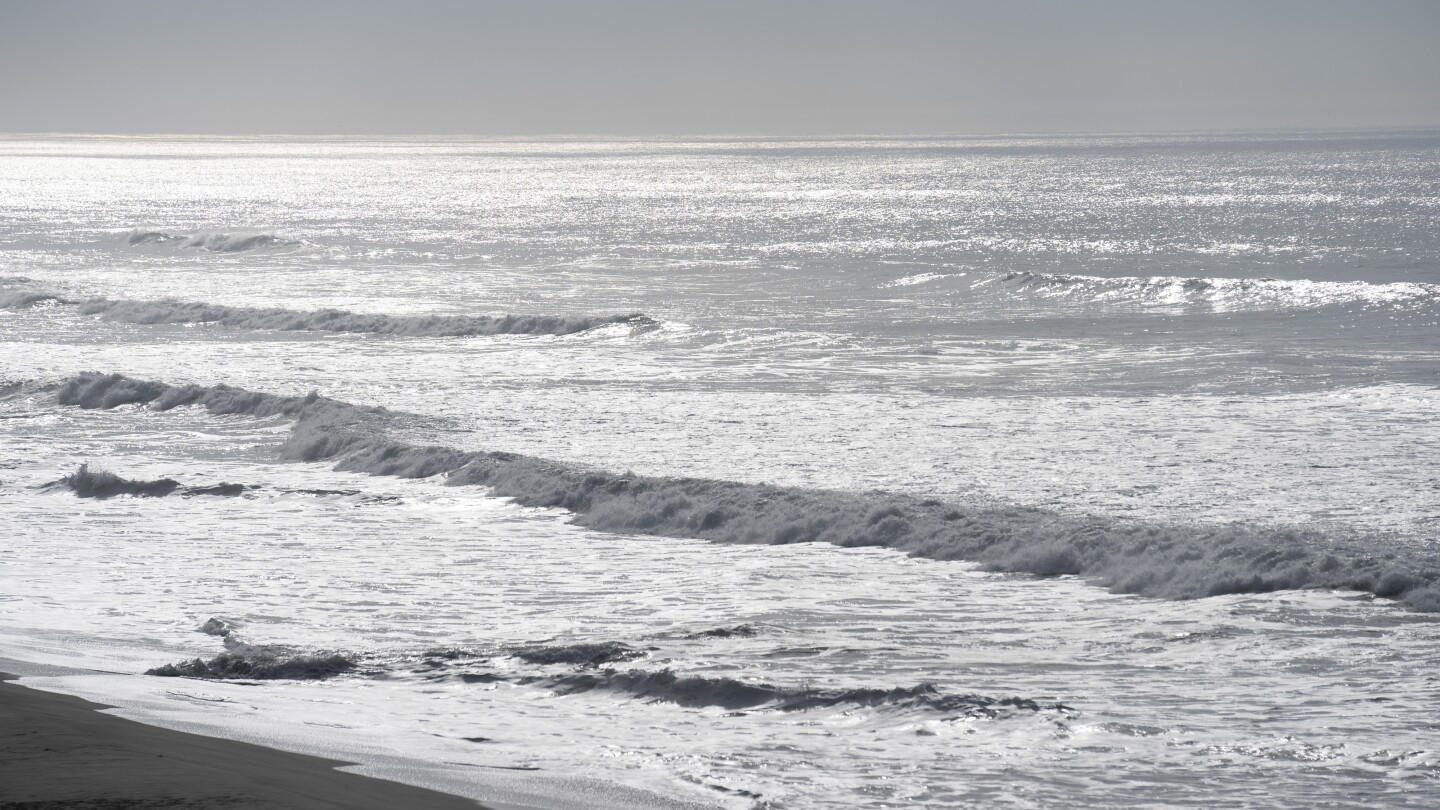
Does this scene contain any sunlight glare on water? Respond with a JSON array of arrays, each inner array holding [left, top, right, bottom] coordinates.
[[2, 131, 1439, 808]]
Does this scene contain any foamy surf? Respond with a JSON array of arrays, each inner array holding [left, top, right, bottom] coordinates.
[[1, 286, 654, 338], [148, 622, 1067, 718], [979, 270, 1440, 310], [43, 371, 1440, 612], [5, 131, 1439, 810]]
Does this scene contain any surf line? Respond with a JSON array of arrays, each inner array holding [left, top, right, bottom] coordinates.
[[47, 371, 1440, 612]]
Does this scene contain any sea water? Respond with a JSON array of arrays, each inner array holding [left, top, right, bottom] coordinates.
[[1, 131, 1438, 808]]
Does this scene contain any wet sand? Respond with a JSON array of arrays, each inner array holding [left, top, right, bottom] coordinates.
[[0, 672, 488, 809]]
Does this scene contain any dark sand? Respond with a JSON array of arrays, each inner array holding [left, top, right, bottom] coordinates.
[[0, 673, 487, 810]]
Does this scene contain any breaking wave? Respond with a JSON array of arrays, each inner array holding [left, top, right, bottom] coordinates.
[[56, 373, 361, 418], [406, 644, 1063, 715], [1, 286, 653, 338], [48, 464, 179, 498], [511, 641, 649, 667], [46, 464, 252, 499], [152, 623, 1060, 717], [199, 618, 236, 637], [983, 271, 1440, 310], [48, 461, 178, 498], [147, 648, 357, 680], [146, 621, 357, 680], [0, 289, 71, 309], [51, 372, 1440, 612], [123, 229, 296, 252], [77, 297, 650, 337], [680, 625, 762, 640], [527, 668, 1066, 716], [184, 483, 250, 497], [37, 464, 392, 502]]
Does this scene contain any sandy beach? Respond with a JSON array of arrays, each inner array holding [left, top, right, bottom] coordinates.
[[0, 672, 487, 810]]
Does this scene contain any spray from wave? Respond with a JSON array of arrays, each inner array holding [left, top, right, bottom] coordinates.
[[47, 464, 180, 498], [48, 372, 1440, 612], [142, 616, 357, 680], [1, 286, 653, 338], [146, 617, 359, 681], [44, 464, 251, 499]]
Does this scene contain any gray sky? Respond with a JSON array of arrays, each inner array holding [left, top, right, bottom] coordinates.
[[2, 0, 1437, 135]]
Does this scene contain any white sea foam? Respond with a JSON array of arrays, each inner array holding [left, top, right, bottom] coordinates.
[[879, 271, 958, 287], [5, 131, 1440, 810], [2, 288, 652, 338], [3, 392, 1437, 810], [47, 371, 1440, 612], [988, 270, 1440, 310]]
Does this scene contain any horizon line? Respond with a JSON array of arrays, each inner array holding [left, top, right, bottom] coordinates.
[[4, 124, 1440, 142]]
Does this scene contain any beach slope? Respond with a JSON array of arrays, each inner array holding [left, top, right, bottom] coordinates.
[[0, 673, 486, 809]]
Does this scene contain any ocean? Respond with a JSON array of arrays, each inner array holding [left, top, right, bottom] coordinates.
[[1, 130, 1438, 808]]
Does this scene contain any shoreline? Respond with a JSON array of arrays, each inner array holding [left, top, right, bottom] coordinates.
[[0, 671, 491, 810]]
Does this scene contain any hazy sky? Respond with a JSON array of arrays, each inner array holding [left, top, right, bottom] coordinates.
[[2, 0, 1437, 135]]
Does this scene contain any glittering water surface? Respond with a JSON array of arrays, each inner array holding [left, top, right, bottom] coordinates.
[[1, 132, 1438, 809]]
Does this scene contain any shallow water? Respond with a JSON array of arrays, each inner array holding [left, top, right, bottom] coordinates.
[[1, 131, 1438, 808]]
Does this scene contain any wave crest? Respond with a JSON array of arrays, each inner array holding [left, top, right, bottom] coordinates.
[[0, 288, 75, 308], [53, 371, 1440, 612], [987, 271, 1440, 310], [1, 285, 653, 338], [123, 229, 296, 252], [681, 625, 762, 640], [146, 626, 356, 681], [511, 641, 648, 667], [45, 464, 250, 499], [147, 648, 357, 680], [149, 625, 1060, 716], [48, 464, 179, 498], [77, 297, 652, 337], [529, 668, 1065, 716]]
